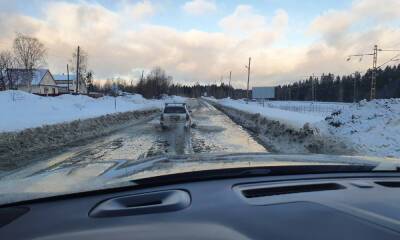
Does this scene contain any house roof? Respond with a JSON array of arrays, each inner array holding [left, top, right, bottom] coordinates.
[[53, 74, 76, 81], [7, 69, 51, 86]]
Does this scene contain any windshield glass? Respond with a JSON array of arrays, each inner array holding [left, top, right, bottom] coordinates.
[[1, 0, 400, 205], [164, 106, 186, 114]]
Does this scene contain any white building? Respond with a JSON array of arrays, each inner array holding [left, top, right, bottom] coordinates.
[[53, 73, 87, 94], [7, 69, 59, 95]]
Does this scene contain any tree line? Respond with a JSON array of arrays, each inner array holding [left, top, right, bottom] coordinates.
[[93, 67, 247, 99], [98, 64, 400, 102], [276, 65, 400, 102]]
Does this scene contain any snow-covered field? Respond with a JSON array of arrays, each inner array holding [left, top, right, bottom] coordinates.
[[207, 97, 400, 158], [0, 91, 185, 132]]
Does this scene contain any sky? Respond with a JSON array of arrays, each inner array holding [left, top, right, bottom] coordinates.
[[1, 0, 400, 88]]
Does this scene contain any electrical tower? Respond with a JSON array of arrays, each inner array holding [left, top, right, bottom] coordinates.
[[347, 45, 400, 100]]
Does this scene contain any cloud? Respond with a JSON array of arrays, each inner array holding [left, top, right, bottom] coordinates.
[[310, 0, 400, 46], [0, 1, 294, 87], [219, 5, 288, 42], [300, 0, 400, 82], [2, 0, 400, 88], [128, 0, 155, 20], [182, 0, 216, 16]]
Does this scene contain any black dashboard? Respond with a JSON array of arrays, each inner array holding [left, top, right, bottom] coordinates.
[[2, 172, 400, 239]]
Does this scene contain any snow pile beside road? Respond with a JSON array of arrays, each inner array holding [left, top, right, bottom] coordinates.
[[205, 98, 351, 154], [207, 98, 324, 130], [316, 99, 400, 157], [0, 91, 183, 132]]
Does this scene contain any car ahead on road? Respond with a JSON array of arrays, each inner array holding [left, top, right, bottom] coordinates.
[[2, 153, 400, 240], [160, 103, 192, 129]]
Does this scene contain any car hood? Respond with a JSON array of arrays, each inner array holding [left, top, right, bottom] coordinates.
[[0, 153, 399, 206]]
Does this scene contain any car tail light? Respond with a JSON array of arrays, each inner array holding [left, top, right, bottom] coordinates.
[[161, 114, 164, 120]]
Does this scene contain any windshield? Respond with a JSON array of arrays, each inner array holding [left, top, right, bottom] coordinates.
[[1, 0, 400, 205], [164, 106, 186, 114]]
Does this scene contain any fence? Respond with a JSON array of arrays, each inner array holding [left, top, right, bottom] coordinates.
[[256, 100, 350, 115]]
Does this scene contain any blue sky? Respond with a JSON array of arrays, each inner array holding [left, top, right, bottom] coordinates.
[[1, 0, 400, 87]]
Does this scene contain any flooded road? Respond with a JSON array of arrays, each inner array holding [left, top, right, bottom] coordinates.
[[1, 99, 267, 180]]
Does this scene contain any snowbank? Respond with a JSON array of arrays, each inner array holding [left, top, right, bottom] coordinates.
[[0, 91, 184, 132], [206, 99, 352, 154], [206, 98, 324, 130], [207, 97, 400, 158], [316, 99, 400, 157]]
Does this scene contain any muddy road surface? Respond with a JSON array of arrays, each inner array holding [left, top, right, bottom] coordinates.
[[1, 99, 267, 180]]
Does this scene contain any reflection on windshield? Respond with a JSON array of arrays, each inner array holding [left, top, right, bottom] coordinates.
[[0, 153, 386, 206]]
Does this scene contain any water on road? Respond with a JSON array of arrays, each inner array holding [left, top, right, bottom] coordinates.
[[1, 99, 267, 180]]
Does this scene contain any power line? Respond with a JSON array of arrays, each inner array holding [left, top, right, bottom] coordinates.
[[347, 45, 400, 100]]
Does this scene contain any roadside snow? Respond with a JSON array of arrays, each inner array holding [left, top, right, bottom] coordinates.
[[316, 99, 400, 157], [0, 91, 185, 132], [207, 97, 400, 157], [206, 98, 324, 130]]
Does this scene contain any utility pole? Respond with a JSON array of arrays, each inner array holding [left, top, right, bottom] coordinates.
[[311, 74, 315, 102], [245, 57, 251, 102], [67, 64, 70, 92], [370, 45, 378, 100], [352, 72, 359, 103], [229, 71, 232, 98], [75, 46, 80, 94]]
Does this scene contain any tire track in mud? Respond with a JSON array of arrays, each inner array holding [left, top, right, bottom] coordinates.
[[189, 100, 267, 154]]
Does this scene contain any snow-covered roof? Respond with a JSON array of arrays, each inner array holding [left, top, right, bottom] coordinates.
[[53, 74, 76, 81], [7, 69, 51, 86], [56, 83, 72, 88]]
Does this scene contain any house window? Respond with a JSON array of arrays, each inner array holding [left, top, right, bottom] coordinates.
[[52, 88, 56, 95], [44, 87, 48, 94]]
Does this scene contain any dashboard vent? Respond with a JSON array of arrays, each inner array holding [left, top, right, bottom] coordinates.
[[375, 181, 400, 188], [242, 183, 345, 198]]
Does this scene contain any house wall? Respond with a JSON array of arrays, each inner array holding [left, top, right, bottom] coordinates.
[[39, 85, 59, 95], [41, 72, 56, 85], [38, 72, 58, 95]]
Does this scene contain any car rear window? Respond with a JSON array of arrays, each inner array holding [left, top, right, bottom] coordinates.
[[164, 106, 186, 114]]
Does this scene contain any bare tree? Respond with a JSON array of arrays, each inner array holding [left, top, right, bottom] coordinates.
[[0, 51, 15, 90], [13, 33, 46, 69], [13, 33, 46, 88]]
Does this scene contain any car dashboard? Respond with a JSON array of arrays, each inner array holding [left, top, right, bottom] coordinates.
[[1, 172, 400, 240]]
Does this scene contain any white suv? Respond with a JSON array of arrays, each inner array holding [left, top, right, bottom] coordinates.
[[160, 103, 192, 129]]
